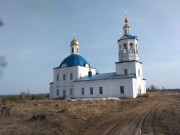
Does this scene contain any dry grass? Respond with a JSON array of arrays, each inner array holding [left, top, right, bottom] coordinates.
[[0, 92, 179, 135]]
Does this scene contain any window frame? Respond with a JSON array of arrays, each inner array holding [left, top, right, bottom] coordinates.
[[63, 74, 66, 80], [120, 86, 124, 94], [70, 73, 73, 80], [99, 87, 103, 94], [70, 88, 73, 95], [124, 69, 128, 75], [81, 88, 85, 95], [56, 74, 59, 81], [56, 89, 59, 95], [90, 87, 93, 95]]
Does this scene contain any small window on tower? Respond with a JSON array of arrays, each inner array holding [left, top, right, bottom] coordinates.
[[124, 69, 128, 75], [71, 48, 73, 53], [125, 30, 127, 34]]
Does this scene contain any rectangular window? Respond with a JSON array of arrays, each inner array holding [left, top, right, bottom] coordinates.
[[99, 87, 103, 94], [90, 87, 93, 95], [56, 89, 59, 95], [70, 88, 73, 95], [63, 74, 66, 80], [124, 69, 128, 75], [120, 86, 124, 94], [72, 48, 73, 53], [70, 73, 73, 80], [81, 88, 85, 95], [56, 75, 59, 81]]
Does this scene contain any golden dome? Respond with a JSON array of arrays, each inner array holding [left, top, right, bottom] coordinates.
[[71, 38, 79, 46], [124, 16, 129, 27]]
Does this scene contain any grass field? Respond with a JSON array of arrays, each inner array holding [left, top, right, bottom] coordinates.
[[0, 91, 179, 135]]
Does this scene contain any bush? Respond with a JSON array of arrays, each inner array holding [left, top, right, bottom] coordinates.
[[5, 96, 19, 102]]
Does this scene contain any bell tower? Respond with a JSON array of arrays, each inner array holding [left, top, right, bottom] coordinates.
[[116, 14, 144, 81], [118, 14, 139, 62]]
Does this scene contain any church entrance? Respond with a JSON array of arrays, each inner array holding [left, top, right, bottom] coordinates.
[[63, 90, 66, 98]]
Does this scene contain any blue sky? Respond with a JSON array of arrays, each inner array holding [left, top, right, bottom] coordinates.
[[0, 0, 180, 95]]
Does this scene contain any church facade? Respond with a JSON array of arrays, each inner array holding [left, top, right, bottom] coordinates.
[[49, 16, 146, 99]]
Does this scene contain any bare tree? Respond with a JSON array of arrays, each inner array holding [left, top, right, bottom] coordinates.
[[149, 85, 157, 91], [0, 19, 8, 77], [0, 56, 8, 77], [0, 18, 3, 27]]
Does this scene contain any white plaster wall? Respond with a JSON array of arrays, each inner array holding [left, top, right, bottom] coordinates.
[[135, 62, 143, 79], [50, 66, 96, 98], [116, 61, 143, 79], [73, 78, 135, 98], [116, 61, 136, 75], [115, 61, 146, 97], [77, 66, 96, 79], [133, 78, 146, 97]]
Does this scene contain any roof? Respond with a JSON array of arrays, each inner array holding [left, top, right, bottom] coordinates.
[[71, 38, 79, 46], [118, 34, 138, 41], [75, 72, 136, 82], [59, 54, 90, 68]]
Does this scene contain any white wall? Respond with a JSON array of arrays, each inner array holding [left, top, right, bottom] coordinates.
[[73, 78, 135, 98], [116, 61, 143, 79], [50, 66, 97, 98]]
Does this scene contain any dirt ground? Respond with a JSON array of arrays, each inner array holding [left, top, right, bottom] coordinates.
[[0, 91, 179, 135]]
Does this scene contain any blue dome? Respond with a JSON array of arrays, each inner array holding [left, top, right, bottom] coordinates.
[[60, 54, 90, 68]]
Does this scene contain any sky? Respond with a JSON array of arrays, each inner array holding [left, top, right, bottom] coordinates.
[[0, 0, 180, 95]]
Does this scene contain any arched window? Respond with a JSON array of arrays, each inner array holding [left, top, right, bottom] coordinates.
[[130, 43, 133, 53], [123, 43, 127, 53]]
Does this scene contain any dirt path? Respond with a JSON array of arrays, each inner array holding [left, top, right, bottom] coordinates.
[[83, 100, 161, 135]]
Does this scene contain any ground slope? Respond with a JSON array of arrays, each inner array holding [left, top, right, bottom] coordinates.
[[0, 92, 179, 135]]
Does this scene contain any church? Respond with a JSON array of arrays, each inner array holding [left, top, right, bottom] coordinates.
[[49, 15, 146, 99]]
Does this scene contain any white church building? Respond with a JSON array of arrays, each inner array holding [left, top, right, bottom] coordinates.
[[49, 16, 146, 99]]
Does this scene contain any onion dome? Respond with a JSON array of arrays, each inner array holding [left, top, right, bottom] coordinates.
[[71, 38, 79, 46], [60, 54, 90, 68], [124, 15, 129, 27]]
